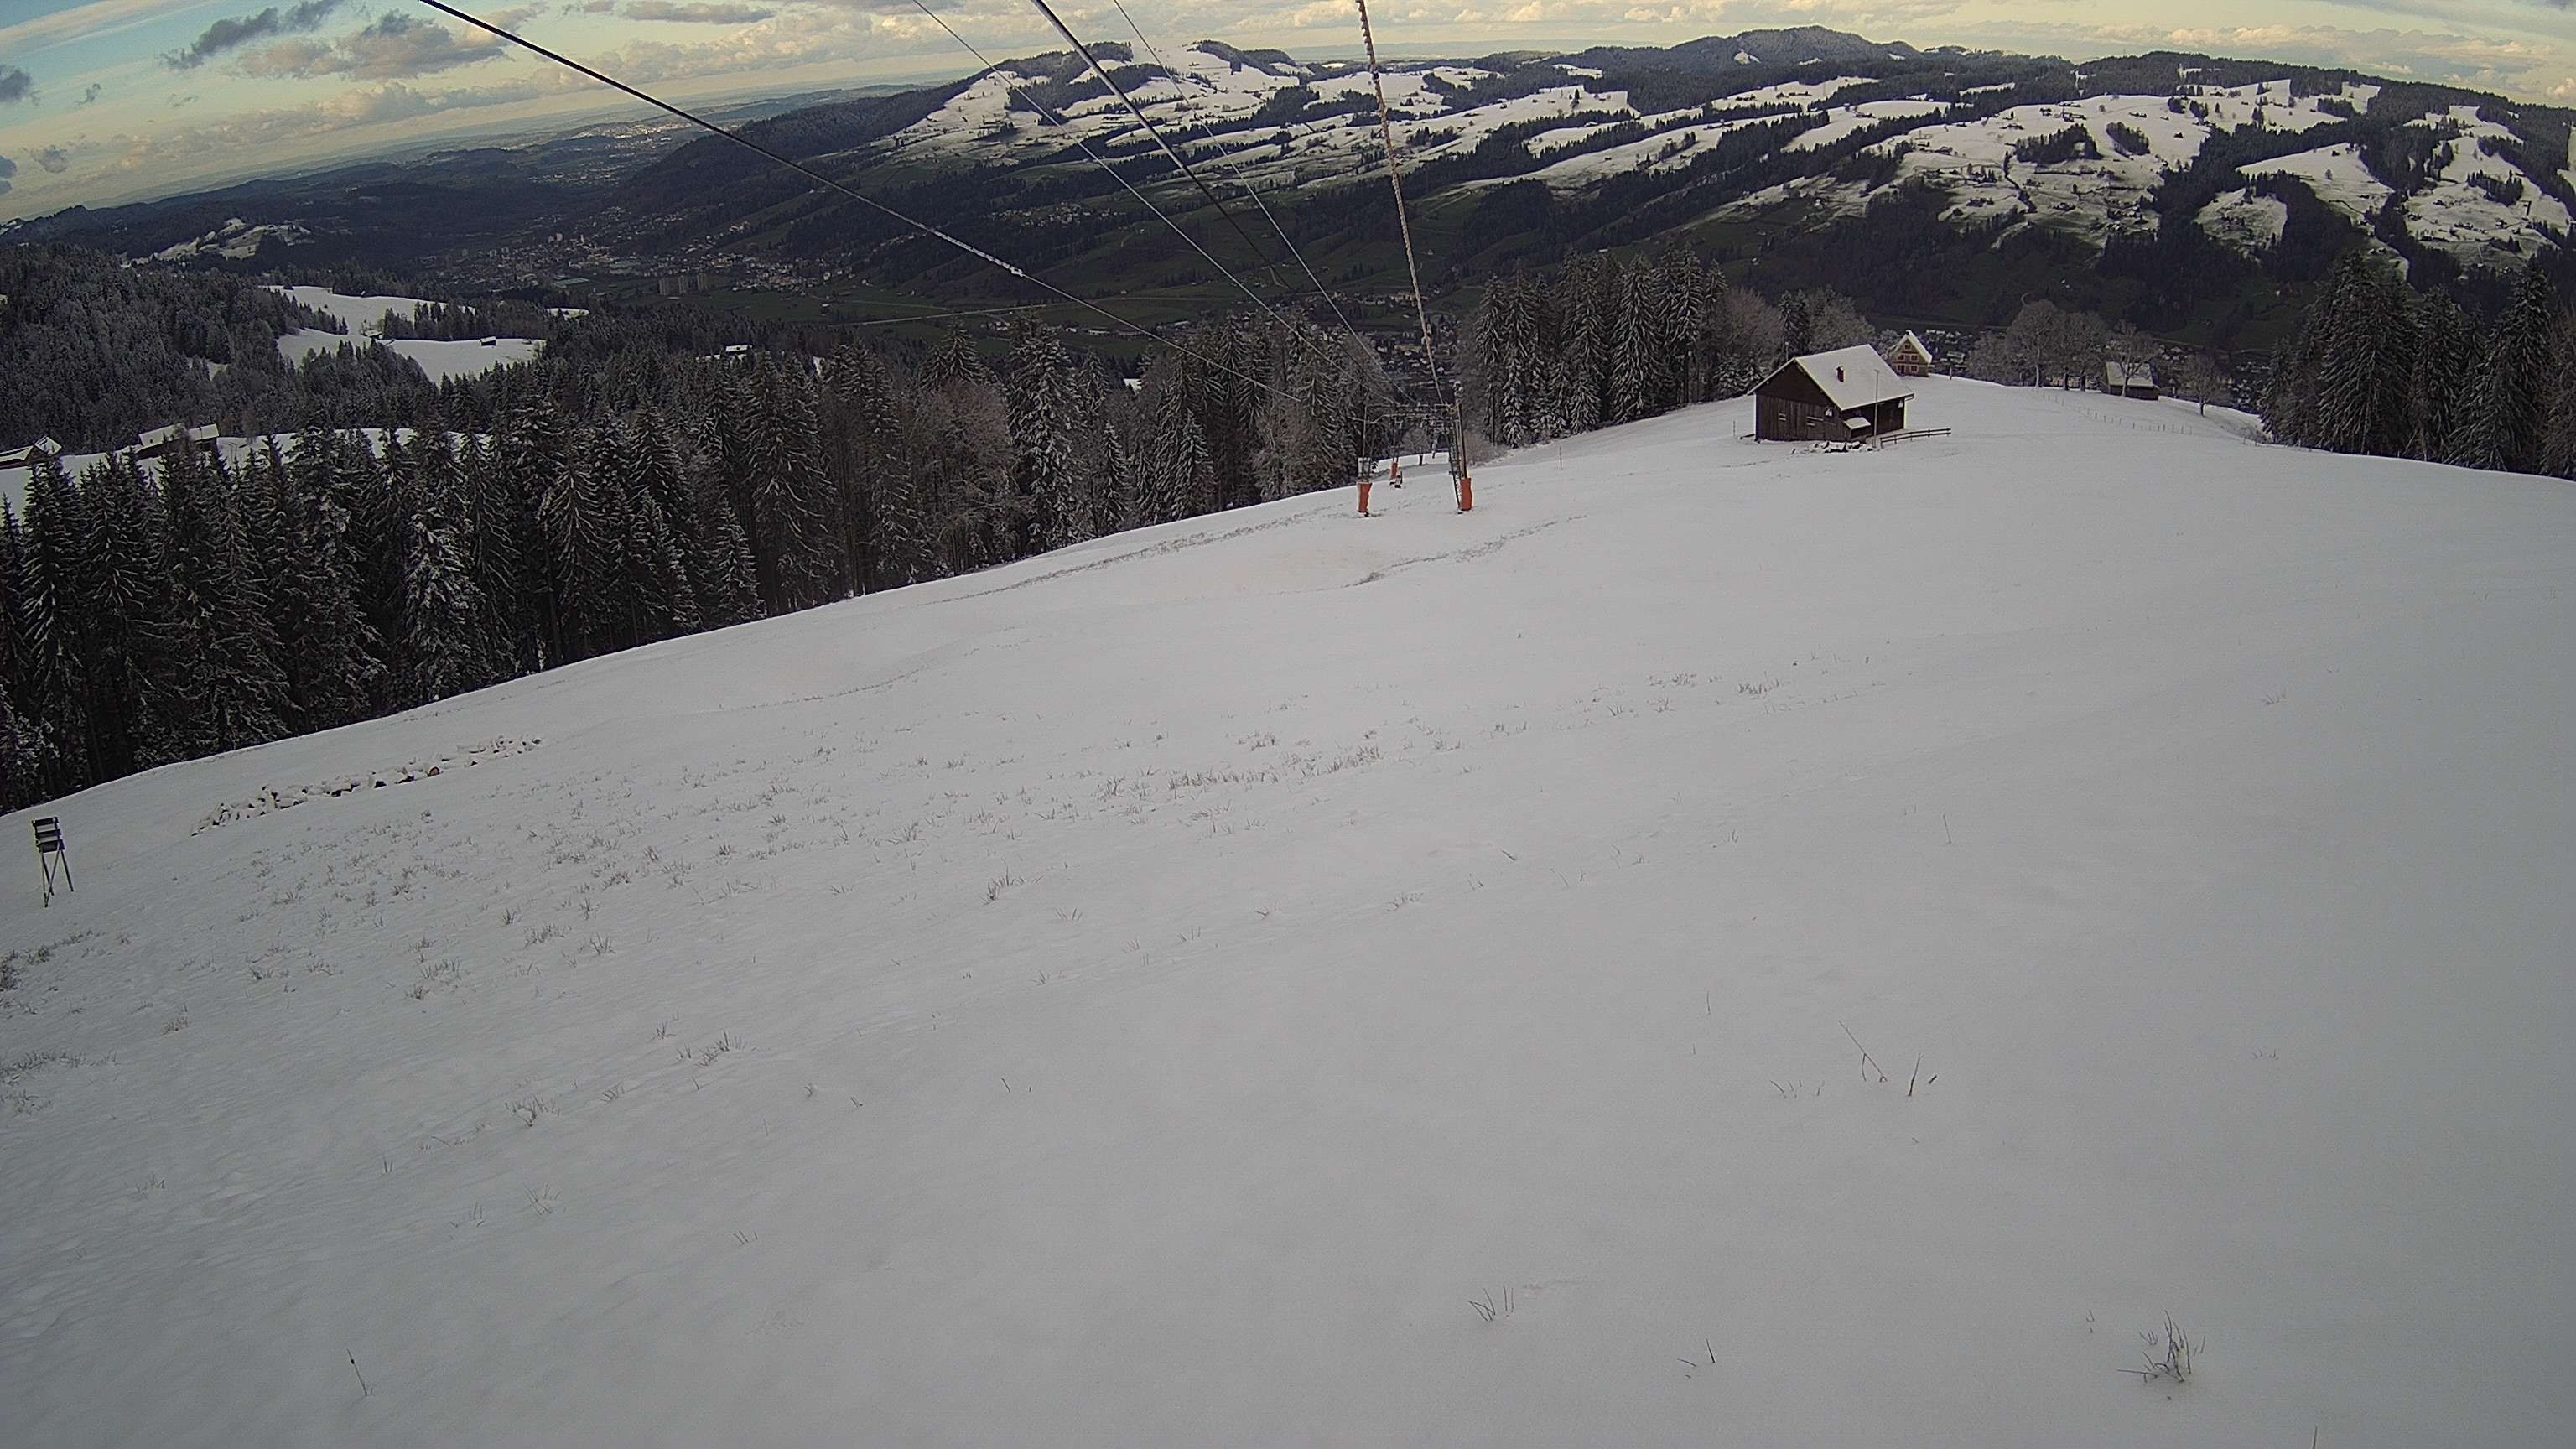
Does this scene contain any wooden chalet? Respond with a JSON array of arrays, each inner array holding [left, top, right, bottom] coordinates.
[[130, 423, 220, 461], [1885, 331, 1936, 377], [2106, 361, 2159, 400], [1753, 345, 1913, 443], [0, 436, 61, 470]]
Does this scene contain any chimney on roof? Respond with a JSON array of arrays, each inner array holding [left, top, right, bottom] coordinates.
[[1836, 366, 1846, 382]]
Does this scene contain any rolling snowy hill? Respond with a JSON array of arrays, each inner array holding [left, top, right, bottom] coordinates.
[[3, 381, 2572, 1446]]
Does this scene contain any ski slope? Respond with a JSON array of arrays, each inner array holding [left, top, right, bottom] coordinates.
[[4, 381, 2573, 1446]]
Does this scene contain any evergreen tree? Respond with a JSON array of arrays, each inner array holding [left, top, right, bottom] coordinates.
[[280, 435, 385, 729], [548, 422, 639, 660], [15, 454, 93, 793], [2408, 292, 2479, 463], [79, 454, 180, 771], [398, 477, 492, 706], [2310, 253, 2417, 458], [1009, 329, 1088, 553], [160, 443, 291, 753], [2454, 269, 2556, 475], [1613, 260, 1664, 424], [745, 361, 838, 608], [826, 346, 901, 591]]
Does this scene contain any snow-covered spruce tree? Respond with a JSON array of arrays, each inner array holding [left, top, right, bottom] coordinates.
[[397, 475, 492, 707], [826, 345, 901, 590], [80, 454, 183, 771], [1778, 291, 1814, 360], [1553, 260, 1609, 432], [345, 429, 413, 697], [610, 418, 700, 643], [504, 395, 579, 668], [1657, 250, 1706, 406], [159, 441, 290, 755], [280, 435, 385, 730], [920, 331, 993, 391], [2543, 307, 2576, 481], [0, 692, 49, 814], [1008, 328, 1089, 553], [13, 454, 92, 793], [1139, 356, 1209, 526], [745, 360, 838, 609], [545, 422, 637, 661], [2409, 291, 2480, 463], [2454, 268, 2556, 475], [2310, 252, 2418, 458], [2262, 296, 2325, 446], [1613, 259, 1665, 424], [688, 443, 767, 628]]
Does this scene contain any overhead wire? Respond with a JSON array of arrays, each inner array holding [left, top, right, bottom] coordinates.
[[1100, 0, 1371, 357], [402, 0, 1290, 399], [906, 0, 1335, 369], [1351, 0, 1446, 411], [1019, 0, 1323, 344]]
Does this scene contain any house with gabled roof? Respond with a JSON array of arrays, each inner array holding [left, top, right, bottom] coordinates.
[[1885, 331, 1936, 377], [1753, 345, 1914, 442], [2106, 361, 2158, 399]]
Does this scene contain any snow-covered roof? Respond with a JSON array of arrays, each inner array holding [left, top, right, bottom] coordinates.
[[2107, 361, 2157, 389], [1771, 345, 1914, 411], [1890, 331, 1933, 361]]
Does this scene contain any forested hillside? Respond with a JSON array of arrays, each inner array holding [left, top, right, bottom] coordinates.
[[0, 248, 1390, 810]]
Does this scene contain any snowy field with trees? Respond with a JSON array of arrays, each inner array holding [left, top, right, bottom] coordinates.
[[3, 379, 2569, 1446]]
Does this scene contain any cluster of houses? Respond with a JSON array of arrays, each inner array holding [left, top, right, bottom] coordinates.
[[0, 424, 224, 481], [1750, 330, 2160, 443]]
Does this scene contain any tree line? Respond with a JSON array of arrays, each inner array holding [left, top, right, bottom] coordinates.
[[0, 318, 1389, 810], [1464, 251, 1872, 448], [2262, 256, 2572, 474]]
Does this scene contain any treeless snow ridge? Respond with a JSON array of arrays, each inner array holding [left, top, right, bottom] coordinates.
[[4, 381, 2573, 1446]]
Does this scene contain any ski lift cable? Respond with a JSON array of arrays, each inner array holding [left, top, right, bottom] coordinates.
[[1351, 0, 1447, 410], [402, 0, 1291, 400], [908, 1, 1337, 373], [1020, 0, 1322, 349], [1100, 0, 1370, 351]]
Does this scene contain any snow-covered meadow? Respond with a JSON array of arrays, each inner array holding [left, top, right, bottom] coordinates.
[[271, 284, 545, 386], [3, 380, 2571, 1446]]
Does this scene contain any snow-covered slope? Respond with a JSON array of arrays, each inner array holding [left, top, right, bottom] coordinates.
[[271, 285, 544, 385], [5, 382, 2573, 1446]]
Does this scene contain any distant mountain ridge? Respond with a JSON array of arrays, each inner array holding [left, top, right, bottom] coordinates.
[[12, 29, 2571, 348]]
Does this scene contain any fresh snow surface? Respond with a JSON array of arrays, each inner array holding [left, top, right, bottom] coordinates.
[[276, 330, 543, 385], [2240, 143, 2392, 224], [5, 381, 2574, 1446], [2197, 187, 2289, 252], [2399, 112, 2571, 263], [269, 285, 546, 384], [1783, 97, 1947, 152], [272, 285, 444, 336]]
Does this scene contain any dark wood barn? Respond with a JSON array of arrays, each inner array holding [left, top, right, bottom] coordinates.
[[1753, 346, 1914, 443]]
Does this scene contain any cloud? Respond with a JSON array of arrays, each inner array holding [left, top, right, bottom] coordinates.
[[0, 155, 16, 179], [239, 12, 517, 80], [0, 181, 12, 197], [165, 0, 346, 70], [35, 147, 70, 174], [626, 2, 778, 20], [79, 83, 102, 106], [0, 66, 32, 105]]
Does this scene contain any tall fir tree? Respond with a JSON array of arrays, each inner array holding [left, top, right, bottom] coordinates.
[[160, 442, 291, 754], [2454, 268, 2556, 475], [16, 454, 94, 793]]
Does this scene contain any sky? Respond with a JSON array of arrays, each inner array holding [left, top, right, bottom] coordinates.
[[3, 0, 2574, 220]]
